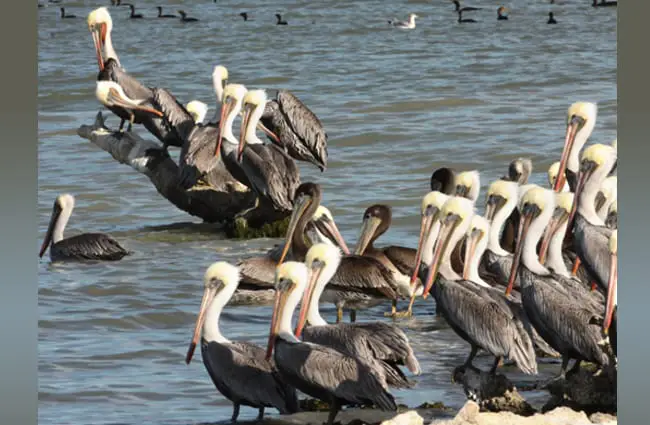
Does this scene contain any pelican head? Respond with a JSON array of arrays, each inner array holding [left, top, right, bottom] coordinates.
[[87, 7, 114, 71], [309, 206, 350, 255], [295, 243, 343, 337], [185, 262, 240, 364], [266, 262, 309, 359], [568, 143, 617, 227], [238, 89, 272, 158], [211, 65, 229, 104], [603, 229, 617, 334], [463, 214, 490, 282], [508, 158, 532, 184], [485, 179, 519, 222], [547, 161, 562, 189], [278, 183, 322, 265], [596, 175, 617, 216], [422, 196, 475, 297], [185, 100, 208, 124], [507, 187, 556, 295], [554, 101, 598, 191], [39, 194, 76, 258], [455, 170, 480, 201], [354, 204, 391, 256], [216, 83, 248, 156]]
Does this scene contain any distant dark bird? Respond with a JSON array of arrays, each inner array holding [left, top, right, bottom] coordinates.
[[127, 4, 143, 19], [240, 12, 249, 21], [275, 13, 288, 25], [110, 0, 121, 5], [593, 0, 617, 7], [497, 6, 509, 20], [458, 10, 477, 23], [60, 7, 76, 18], [452, 0, 481, 12], [49, 0, 62, 3], [178, 10, 199, 22], [547, 12, 557, 24], [38, 3, 45, 8], [157, 6, 175, 18]]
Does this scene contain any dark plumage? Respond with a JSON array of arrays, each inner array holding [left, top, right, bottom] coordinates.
[[60, 7, 76, 18], [178, 10, 199, 22], [156, 6, 176, 18], [275, 13, 288, 25], [547, 12, 557, 24]]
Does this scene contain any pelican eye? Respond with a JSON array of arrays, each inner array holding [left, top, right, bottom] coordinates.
[[423, 204, 436, 217]]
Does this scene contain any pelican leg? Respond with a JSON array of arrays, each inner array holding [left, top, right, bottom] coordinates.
[[336, 307, 343, 323], [392, 295, 417, 318], [463, 346, 479, 371], [256, 407, 265, 422], [127, 113, 135, 132], [349, 309, 357, 322], [231, 403, 241, 422], [489, 356, 502, 375], [326, 399, 341, 425], [384, 300, 398, 318]]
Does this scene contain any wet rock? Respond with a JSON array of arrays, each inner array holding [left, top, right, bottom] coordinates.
[[224, 214, 290, 239], [542, 365, 617, 414], [381, 411, 424, 425], [452, 365, 536, 416], [589, 412, 617, 424]]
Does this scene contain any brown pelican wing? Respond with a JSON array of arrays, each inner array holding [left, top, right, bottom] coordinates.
[[202, 341, 298, 414], [99, 59, 153, 100], [150, 87, 195, 144], [275, 340, 396, 410], [383, 246, 417, 276], [242, 145, 300, 212], [237, 255, 278, 289], [177, 125, 220, 189], [51, 233, 130, 261], [574, 216, 612, 291], [329, 256, 399, 299]]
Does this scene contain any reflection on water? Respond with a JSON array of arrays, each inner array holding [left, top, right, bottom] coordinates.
[[38, 1, 615, 424]]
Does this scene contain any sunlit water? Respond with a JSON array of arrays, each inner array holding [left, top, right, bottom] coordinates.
[[38, 1, 616, 424]]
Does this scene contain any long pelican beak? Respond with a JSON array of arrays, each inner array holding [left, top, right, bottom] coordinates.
[[410, 209, 437, 286], [266, 283, 291, 360], [484, 195, 504, 223], [538, 208, 567, 265], [39, 203, 62, 258], [603, 251, 617, 334], [238, 104, 252, 162], [215, 97, 233, 157], [353, 216, 382, 256], [91, 27, 105, 71], [506, 205, 537, 296], [553, 115, 584, 192], [185, 286, 217, 364], [422, 214, 459, 298], [462, 228, 482, 280], [567, 161, 597, 232], [106, 88, 164, 117], [257, 121, 281, 144], [278, 195, 313, 265], [314, 218, 350, 255], [295, 262, 324, 338]]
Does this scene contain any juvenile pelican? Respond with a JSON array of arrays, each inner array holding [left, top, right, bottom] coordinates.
[[507, 187, 609, 379], [267, 262, 397, 425], [185, 262, 298, 422], [389, 13, 419, 29], [295, 243, 421, 389], [39, 194, 130, 262], [553, 102, 597, 192], [95, 81, 163, 130]]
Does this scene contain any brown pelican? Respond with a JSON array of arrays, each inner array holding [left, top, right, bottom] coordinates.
[[548, 161, 570, 192], [553, 102, 597, 192], [185, 262, 298, 422], [454, 170, 480, 202], [483, 180, 520, 285], [353, 204, 420, 317], [603, 230, 617, 356], [39, 194, 130, 262], [388, 13, 419, 29], [185, 100, 208, 124], [430, 167, 457, 194], [295, 243, 421, 389], [95, 81, 163, 128], [567, 144, 617, 291], [507, 187, 609, 379], [278, 183, 401, 322], [421, 197, 538, 375], [266, 262, 397, 425], [178, 10, 199, 22]]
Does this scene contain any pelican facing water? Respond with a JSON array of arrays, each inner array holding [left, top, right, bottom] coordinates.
[[39, 194, 131, 262]]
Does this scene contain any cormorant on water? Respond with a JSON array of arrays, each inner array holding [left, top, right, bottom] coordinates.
[[178, 10, 199, 22], [157, 7, 176, 18], [60, 7, 76, 18], [458, 10, 477, 23], [547, 12, 557, 24], [275, 13, 288, 25]]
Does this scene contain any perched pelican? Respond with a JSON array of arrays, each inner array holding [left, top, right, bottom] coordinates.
[[39, 194, 130, 262], [567, 144, 617, 291], [236, 89, 301, 213], [452, 0, 481, 12], [389, 13, 419, 29], [603, 230, 617, 356], [156, 6, 176, 18], [497, 6, 509, 20], [548, 162, 570, 192], [60, 7, 76, 18], [278, 183, 401, 322], [275, 13, 287, 25], [553, 102, 597, 192], [267, 262, 397, 425], [185, 100, 209, 124], [178, 10, 199, 22], [458, 10, 478, 23], [126, 4, 142, 18], [354, 204, 420, 317], [295, 243, 421, 388], [547, 12, 557, 24], [454, 170, 480, 202], [430, 167, 457, 194], [422, 197, 538, 375], [507, 187, 609, 378], [95, 81, 163, 128], [185, 262, 298, 422]]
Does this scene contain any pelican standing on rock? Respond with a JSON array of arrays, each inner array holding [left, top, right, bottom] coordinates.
[[39, 194, 131, 262], [295, 243, 421, 388], [266, 262, 397, 425], [185, 262, 298, 422]]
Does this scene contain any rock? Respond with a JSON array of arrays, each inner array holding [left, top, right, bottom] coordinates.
[[589, 412, 617, 424], [543, 365, 617, 414], [381, 411, 424, 425]]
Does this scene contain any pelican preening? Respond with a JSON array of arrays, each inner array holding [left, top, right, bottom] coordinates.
[[95, 81, 164, 129], [185, 262, 298, 422], [388, 14, 419, 29], [39, 194, 131, 262]]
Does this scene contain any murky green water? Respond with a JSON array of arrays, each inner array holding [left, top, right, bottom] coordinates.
[[38, 1, 616, 424]]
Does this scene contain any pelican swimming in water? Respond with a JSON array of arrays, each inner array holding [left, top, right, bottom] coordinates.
[[267, 262, 397, 425], [39, 194, 131, 262], [567, 144, 617, 292], [353, 204, 421, 317], [507, 186, 610, 379], [295, 243, 421, 389], [278, 183, 402, 322], [388, 13, 419, 29], [185, 262, 298, 422], [553, 102, 598, 192], [548, 162, 570, 192], [421, 197, 538, 375], [95, 81, 163, 128]]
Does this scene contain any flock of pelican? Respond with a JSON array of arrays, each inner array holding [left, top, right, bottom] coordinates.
[[38, 5, 618, 425]]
